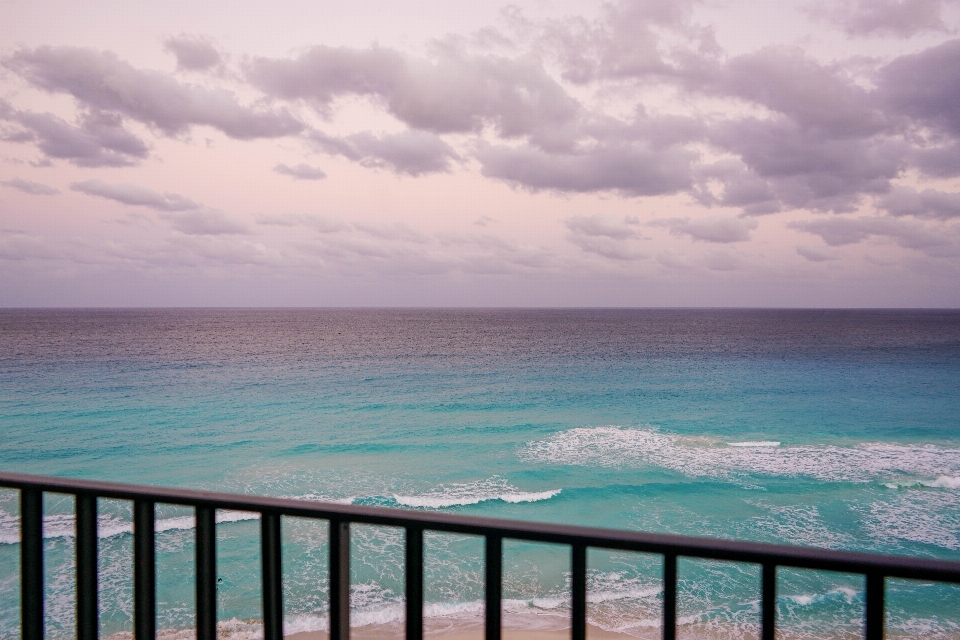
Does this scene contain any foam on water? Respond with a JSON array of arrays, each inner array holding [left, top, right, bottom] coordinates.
[[728, 441, 780, 447], [392, 478, 560, 509], [521, 426, 960, 484], [0, 509, 259, 545]]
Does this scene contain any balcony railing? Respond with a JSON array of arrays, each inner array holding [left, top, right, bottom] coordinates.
[[2, 471, 959, 640]]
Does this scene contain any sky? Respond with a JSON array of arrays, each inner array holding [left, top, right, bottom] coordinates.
[[2, 0, 960, 307]]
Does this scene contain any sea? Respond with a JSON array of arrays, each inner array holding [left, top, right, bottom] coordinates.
[[1, 309, 959, 639]]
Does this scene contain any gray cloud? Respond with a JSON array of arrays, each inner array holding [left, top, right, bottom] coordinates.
[[911, 143, 960, 178], [246, 45, 580, 149], [3, 46, 303, 139], [256, 213, 348, 233], [652, 215, 758, 243], [710, 118, 905, 213], [564, 214, 646, 260], [71, 179, 199, 211], [1, 103, 149, 167], [273, 163, 327, 180], [564, 214, 639, 239], [796, 245, 839, 262], [789, 215, 955, 255], [711, 47, 884, 138], [477, 141, 696, 196], [878, 186, 960, 220], [534, 0, 703, 84], [879, 39, 960, 137], [159, 210, 248, 235], [164, 35, 221, 71], [1, 177, 59, 195], [310, 129, 460, 176], [807, 0, 948, 37]]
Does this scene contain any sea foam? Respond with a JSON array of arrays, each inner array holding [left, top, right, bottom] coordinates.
[[393, 477, 560, 509], [520, 426, 960, 484]]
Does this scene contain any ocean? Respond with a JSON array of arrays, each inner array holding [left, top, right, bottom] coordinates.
[[1, 309, 959, 639]]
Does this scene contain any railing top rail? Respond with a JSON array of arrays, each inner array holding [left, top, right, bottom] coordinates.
[[3, 471, 960, 584]]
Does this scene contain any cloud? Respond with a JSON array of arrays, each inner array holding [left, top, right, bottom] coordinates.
[[806, 0, 948, 37], [564, 214, 639, 239], [164, 35, 221, 71], [709, 117, 905, 213], [789, 215, 956, 255], [652, 215, 758, 243], [1, 177, 59, 195], [474, 215, 496, 227], [71, 179, 199, 211], [796, 245, 838, 262], [1, 103, 149, 167], [310, 129, 460, 176], [159, 209, 248, 235], [879, 39, 960, 137], [256, 213, 348, 233], [69, 178, 247, 234], [246, 45, 580, 149], [273, 163, 327, 180], [3, 46, 303, 139], [709, 47, 884, 138], [477, 141, 696, 196], [878, 186, 960, 220], [564, 214, 646, 260]]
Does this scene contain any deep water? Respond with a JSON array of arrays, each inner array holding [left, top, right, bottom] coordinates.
[[1, 309, 959, 638]]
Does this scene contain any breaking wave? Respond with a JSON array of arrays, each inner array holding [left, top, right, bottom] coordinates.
[[520, 426, 960, 484]]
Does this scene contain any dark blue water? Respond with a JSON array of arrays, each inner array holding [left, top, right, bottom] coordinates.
[[1, 309, 959, 638]]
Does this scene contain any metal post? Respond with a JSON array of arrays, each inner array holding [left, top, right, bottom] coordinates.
[[134, 500, 156, 640], [865, 573, 884, 640], [196, 506, 217, 640], [76, 494, 99, 640], [662, 553, 676, 640], [761, 563, 775, 640], [571, 543, 587, 640], [485, 536, 502, 640], [21, 488, 44, 640], [329, 520, 350, 640], [406, 526, 423, 640], [262, 512, 283, 640]]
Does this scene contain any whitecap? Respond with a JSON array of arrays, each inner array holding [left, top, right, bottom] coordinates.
[[521, 426, 960, 484], [393, 477, 560, 509], [0, 509, 259, 545], [728, 441, 780, 447]]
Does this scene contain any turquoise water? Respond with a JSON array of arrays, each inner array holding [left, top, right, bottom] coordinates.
[[1, 309, 959, 638]]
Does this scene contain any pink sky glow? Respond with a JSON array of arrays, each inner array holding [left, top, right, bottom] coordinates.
[[2, 0, 960, 306]]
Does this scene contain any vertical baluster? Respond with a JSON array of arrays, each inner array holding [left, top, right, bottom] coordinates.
[[329, 520, 350, 640], [662, 553, 676, 640], [865, 573, 884, 640], [21, 488, 44, 640], [134, 500, 156, 640], [485, 536, 502, 640], [761, 564, 775, 640], [406, 527, 423, 640], [571, 543, 587, 640], [76, 494, 99, 640], [196, 505, 217, 640], [262, 512, 283, 640]]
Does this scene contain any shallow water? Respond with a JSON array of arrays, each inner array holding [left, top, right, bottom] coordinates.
[[1, 309, 959, 638]]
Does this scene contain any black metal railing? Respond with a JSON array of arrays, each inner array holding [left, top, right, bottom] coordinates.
[[3, 472, 960, 640]]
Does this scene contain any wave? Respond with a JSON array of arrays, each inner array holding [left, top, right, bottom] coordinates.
[[392, 478, 561, 509], [728, 441, 780, 447], [0, 509, 259, 545], [520, 426, 960, 484], [0, 478, 560, 544], [883, 475, 960, 490]]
